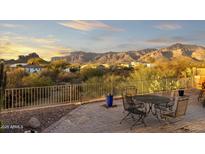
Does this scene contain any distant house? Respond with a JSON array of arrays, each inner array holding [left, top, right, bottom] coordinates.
[[119, 63, 130, 68], [10, 63, 27, 68], [23, 65, 43, 73], [146, 63, 155, 67], [63, 68, 70, 73]]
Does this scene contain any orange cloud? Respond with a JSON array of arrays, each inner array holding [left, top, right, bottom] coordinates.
[[58, 20, 123, 32], [0, 34, 72, 60]]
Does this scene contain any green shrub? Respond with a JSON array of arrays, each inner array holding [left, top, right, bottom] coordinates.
[[22, 74, 53, 87]]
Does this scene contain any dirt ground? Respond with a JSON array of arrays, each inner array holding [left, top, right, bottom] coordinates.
[[0, 104, 79, 133]]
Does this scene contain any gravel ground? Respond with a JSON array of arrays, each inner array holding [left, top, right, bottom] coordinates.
[[0, 104, 79, 133]]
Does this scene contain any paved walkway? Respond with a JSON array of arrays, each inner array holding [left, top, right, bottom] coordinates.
[[44, 90, 205, 133]]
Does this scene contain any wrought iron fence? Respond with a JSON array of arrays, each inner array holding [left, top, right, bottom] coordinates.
[[0, 77, 194, 111]]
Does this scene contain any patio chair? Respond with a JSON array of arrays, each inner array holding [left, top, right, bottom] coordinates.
[[159, 96, 189, 122], [120, 94, 147, 129], [154, 90, 176, 112], [170, 90, 176, 101], [124, 86, 137, 96], [198, 89, 205, 102]]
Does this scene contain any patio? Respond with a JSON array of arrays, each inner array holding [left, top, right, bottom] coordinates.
[[44, 89, 205, 133]]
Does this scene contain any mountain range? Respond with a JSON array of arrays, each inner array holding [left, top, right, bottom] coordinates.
[[1, 53, 47, 65], [2, 43, 205, 64], [51, 43, 205, 64]]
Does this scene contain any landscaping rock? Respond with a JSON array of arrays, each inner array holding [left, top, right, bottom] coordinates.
[[28, 117, 41, 129]]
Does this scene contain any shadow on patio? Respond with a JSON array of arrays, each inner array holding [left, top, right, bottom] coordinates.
[[44, 89, 205, 133]]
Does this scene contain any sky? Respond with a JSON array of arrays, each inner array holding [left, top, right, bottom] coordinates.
[[0, 20, 205, 60]]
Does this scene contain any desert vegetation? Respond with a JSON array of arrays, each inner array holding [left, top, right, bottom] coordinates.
[[5, 57, 196, 89]]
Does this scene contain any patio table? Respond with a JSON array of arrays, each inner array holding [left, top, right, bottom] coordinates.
[[132, 94, 171, 115]]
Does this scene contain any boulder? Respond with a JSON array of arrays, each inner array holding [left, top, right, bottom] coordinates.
[[28, 117, 41, 129]]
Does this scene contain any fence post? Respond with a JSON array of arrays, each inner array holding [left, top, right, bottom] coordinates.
[[0, 88, 2, 132], [111, 80, 114, 96], [0, 89, 1, 110], [165, 78, 167, 91], [141, 80, 144, 94], [191, 75, 194, 89]]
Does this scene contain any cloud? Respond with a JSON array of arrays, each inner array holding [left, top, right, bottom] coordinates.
[[58, 20, 123, 32], [144, 36, 192, 47], [0, 23, 24, 28], [0, 33, 72, 60], [147, 36, 188, 43], [154, 23, 182, 30]]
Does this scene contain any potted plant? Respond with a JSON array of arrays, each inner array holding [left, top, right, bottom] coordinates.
[[106, 93, 113, 107], [176, 80, 185, 96], [178, 88, 185, 96]]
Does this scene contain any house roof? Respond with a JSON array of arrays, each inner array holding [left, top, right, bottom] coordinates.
[[10, 63, 27, 67]]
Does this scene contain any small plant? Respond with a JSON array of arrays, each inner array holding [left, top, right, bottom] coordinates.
[[202, 81, 205, 89]]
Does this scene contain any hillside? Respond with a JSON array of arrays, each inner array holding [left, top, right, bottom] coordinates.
[[4, 52, 48, 65], [51, 43, 205, 64], [3, 43, 205, 65], [139, 43, 205, 62], [51, 51, 100, 64], [51, 48, 158, 64]]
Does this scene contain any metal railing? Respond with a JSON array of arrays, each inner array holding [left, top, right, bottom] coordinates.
[[0, 77, 194, 111]]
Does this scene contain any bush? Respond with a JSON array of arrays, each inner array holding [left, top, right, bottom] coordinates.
[[6, 68, 28, 88], [22, 74, 53, 87], [57, 72, 80, 83], [80, 67, 104, 81]]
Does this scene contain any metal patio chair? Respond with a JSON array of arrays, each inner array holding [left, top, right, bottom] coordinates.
[[124, 86, 138, 96], [154, 90, 176, 113], [158, 96, 189, 122], [198, 89, 205, 102], [120, 93, 147, 129]]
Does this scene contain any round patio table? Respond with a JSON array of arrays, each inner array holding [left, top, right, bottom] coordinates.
[[132, 94, 171, 115]]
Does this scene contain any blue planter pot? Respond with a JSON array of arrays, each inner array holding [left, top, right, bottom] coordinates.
[[106, 95, 113, 107]]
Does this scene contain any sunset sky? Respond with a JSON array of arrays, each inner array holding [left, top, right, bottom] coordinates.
[[1, 20, 205, 60]]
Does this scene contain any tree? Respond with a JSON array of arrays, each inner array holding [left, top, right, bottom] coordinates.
[[40, 60, 70, 82], [49, 60, 70, 71], [80, 67, 104, 81]]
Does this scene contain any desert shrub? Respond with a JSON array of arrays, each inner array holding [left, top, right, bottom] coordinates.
[[48, 60, 69, 72], [57, 72, 80, 83], [22, 74, 53, 87], [40, 68, 58, 81], [80, 67, 104, 81], [6, 68, 28, 88]]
